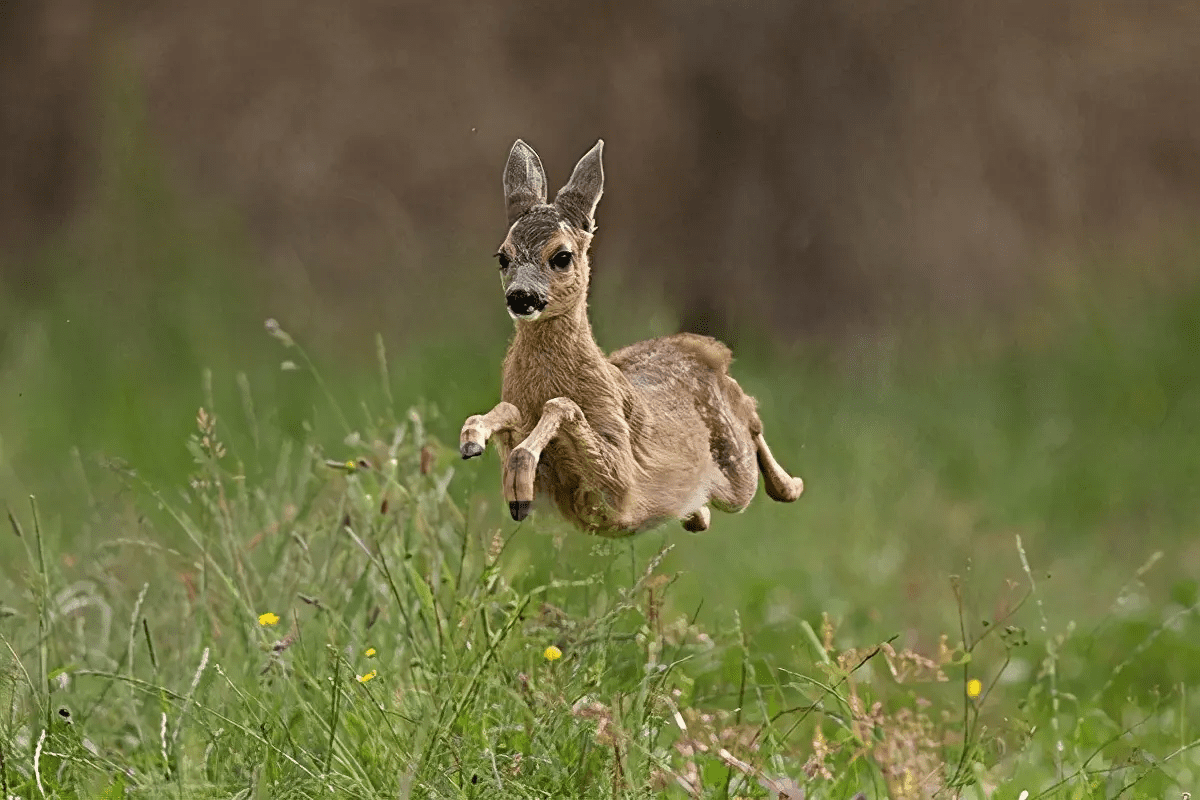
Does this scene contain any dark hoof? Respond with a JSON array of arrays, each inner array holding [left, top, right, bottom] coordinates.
[[509, 500, 531, 521], [460, 442, 483, 460]]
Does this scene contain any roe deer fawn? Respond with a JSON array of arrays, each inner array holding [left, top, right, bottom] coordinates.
[[459, 139, 804, 535]]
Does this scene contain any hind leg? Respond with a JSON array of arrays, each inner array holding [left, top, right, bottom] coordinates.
[[706, 412, 760, 515], [675, 427, 754, 528], [755, 433, 804, 501], [720, 375, 804, 504]]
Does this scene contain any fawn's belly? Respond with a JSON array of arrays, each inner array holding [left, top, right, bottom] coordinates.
[[535, 443, 628, 534], [536, 436, 711, 536]]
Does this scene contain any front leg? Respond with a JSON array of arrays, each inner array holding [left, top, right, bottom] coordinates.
[[504, 397, 635, 523], [460, 401, 522, 459]]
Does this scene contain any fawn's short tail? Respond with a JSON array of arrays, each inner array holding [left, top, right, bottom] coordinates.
[[754, 433, 804, 502]]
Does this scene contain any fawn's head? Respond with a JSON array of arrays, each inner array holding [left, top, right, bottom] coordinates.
[[495, 139, 603, 322]]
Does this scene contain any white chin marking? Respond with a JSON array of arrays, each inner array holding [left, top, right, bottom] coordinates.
[[508, 308, 543, 322]]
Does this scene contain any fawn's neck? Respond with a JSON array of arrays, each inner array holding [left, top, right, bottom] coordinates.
[[502, 305, 611, 409]]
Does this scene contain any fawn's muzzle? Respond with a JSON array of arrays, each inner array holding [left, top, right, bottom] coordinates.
[[506, 289, 547, 318]]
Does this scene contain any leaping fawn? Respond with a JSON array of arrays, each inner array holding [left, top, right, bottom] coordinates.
[[460, 139, 804, 535]]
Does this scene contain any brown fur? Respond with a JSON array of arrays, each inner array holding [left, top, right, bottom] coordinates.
[[460, 139, 804, 535]]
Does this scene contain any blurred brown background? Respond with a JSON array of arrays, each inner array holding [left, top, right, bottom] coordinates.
[[4, 0, 1200, 337]]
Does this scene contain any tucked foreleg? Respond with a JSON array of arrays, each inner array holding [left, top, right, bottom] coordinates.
[[460, 401, 522, 459], [681, 506, 711, 532], [504, 397, 636, 524]]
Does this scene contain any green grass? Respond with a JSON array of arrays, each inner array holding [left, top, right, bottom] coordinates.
[[3, 71, 1200, 797], [1, 287, 1199, 797]]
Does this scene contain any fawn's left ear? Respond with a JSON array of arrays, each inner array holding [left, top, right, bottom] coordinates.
[[554, 139, 604, 232]]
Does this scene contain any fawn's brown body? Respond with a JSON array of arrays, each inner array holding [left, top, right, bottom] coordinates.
[[460, 139, 804, 535]]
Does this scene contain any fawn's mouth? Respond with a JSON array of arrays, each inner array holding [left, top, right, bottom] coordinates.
[[507, 308, 543, 322]]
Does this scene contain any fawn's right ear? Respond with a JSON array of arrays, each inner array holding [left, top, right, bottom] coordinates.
[[503, 140, 548, 226]]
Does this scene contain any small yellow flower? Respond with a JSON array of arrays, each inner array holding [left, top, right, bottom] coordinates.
[[365, 648, 377, 658], [966, 678, 983, 699], [543, 645, 562, 662], [357, 670, 377, 684], [258, 612, 280, 626]]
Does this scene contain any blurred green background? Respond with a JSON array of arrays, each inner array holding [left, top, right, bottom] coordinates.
[[2, 0, 1200, 660]]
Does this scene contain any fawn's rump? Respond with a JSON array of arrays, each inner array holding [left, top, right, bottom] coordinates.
[[610, 331, 803, 510], [608, 332, 766, 515]]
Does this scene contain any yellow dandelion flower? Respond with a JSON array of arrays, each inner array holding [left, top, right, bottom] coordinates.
[[543, 645, 562, 661], [258, 612, 280, 626], [966, 678, 983, 699], [365, 648, 377, 658], [356, 670, 377, 684]]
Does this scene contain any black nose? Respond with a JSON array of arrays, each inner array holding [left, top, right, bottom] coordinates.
[[506, 290, 547, 316]]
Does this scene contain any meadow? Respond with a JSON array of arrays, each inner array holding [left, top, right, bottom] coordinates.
[[1, 94, 1199, 798]]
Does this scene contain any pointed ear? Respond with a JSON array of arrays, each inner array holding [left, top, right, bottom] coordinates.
[[554, 139, 604, 231], [503, 140, 548, 225]]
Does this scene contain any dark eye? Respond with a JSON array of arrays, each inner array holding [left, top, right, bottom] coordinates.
[[496, 252, 510, 270], [549, 250, 573, 270]]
